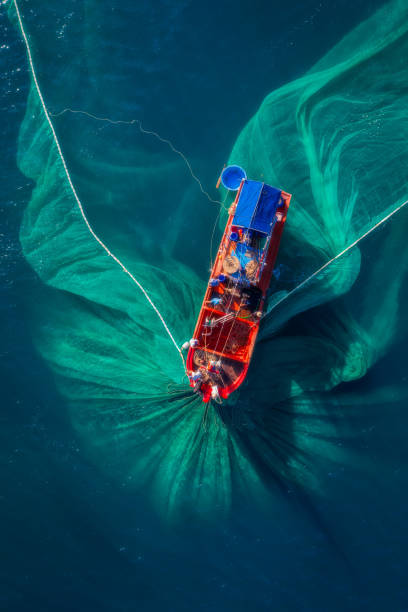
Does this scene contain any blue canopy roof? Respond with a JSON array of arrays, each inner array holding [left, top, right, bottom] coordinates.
[[233, 180, 282, 234]]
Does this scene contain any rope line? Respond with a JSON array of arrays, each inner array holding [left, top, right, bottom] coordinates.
[[50, 108, 225, 208], [13, 0, 187, 372], [267, 197, 408, 315]]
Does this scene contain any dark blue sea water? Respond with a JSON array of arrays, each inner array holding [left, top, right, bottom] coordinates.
[[2, 1, 408, 611]]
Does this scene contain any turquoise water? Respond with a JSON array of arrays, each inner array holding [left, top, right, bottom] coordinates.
[[2, 0, 408, 610]]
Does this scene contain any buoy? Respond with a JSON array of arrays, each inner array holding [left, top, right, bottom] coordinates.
[[189, 338, 199, 347], [181, 341, 190, 351]]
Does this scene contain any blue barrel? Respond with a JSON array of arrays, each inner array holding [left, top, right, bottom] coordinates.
[[230, 231, 239, 241], [221, 165, 247, 191]]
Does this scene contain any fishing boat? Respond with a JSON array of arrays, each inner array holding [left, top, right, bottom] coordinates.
[[185, 165, 291, 403]]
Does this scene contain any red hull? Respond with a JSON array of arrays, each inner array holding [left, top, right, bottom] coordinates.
[[187, 184, 291, 402]]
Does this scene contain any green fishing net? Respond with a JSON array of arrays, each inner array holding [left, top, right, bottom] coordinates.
[[10, 0, 408, 519]]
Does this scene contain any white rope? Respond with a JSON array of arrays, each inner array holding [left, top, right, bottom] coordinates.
[[12, 0, 186, 372], [268, 197, 408, 315]]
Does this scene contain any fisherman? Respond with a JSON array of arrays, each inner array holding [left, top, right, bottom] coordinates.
[[209, 296, 223, 307], [208, 359, 222, 375], [190, 370, 202, 383], [189, 369, 204, 395]]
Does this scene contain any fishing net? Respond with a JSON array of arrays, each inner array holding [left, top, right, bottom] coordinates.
[[230, 0, 408, 332], [10, 0, 408, 519]]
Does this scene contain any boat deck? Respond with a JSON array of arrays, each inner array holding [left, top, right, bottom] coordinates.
[[186, 172, 291, 401]]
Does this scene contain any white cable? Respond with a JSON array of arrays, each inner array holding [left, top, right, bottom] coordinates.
[[12, 0, 186, 372], [268, 197, 408, 314]]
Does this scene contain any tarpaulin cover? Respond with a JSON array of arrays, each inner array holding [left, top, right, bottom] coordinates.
[[234, 180, 282, 234]]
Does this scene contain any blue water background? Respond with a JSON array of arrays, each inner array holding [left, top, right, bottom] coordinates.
[[2, 1, 408, 611]]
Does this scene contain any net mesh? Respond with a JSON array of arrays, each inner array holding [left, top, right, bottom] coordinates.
[[9, 0, 408, 519]]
